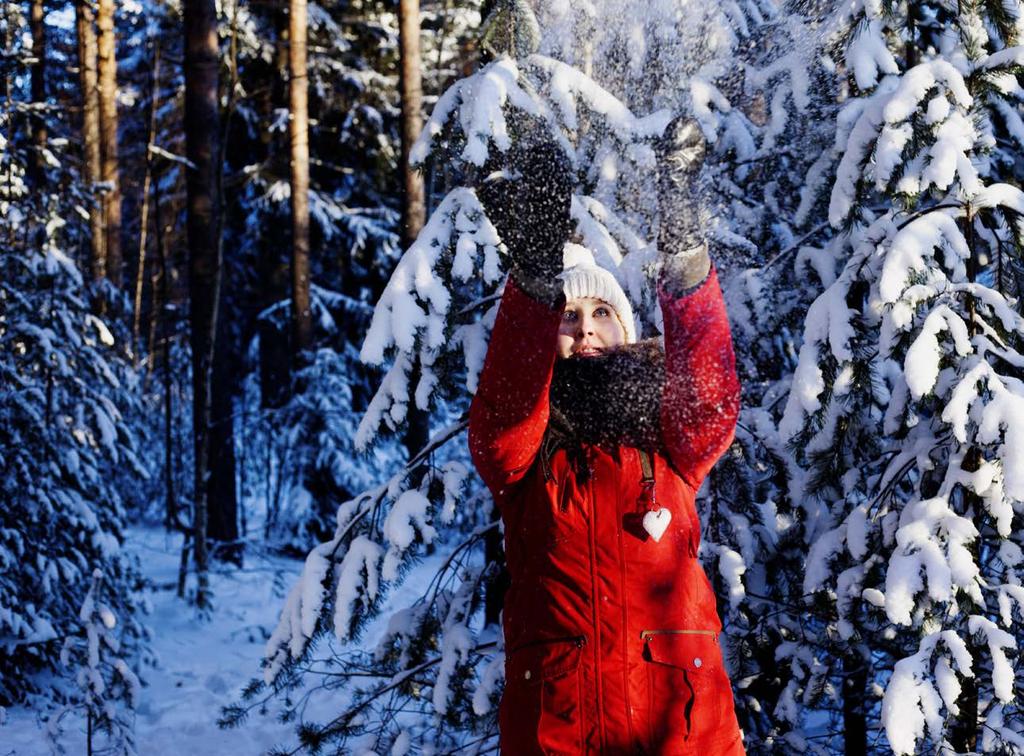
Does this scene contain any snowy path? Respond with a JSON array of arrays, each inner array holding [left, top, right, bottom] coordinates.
[[3, 528, 304, 755]]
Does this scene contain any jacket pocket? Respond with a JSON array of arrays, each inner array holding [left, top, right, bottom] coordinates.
[[642, 630, 734, 753], [642, 629, 720, 672], [502, 636, 586, 756]]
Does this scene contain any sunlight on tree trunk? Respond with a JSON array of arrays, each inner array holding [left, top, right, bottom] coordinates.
[[289, 0, 311, 363], [76, 0, 105, 282], [399, 0, 428, 464], [133, 36, 161, 359], [399, 0, 425, 247], [97, 0, 122, 287]]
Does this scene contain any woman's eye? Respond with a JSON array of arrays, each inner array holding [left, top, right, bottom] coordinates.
[[594, 307, 609, 317], [562, 311, 577, 322]]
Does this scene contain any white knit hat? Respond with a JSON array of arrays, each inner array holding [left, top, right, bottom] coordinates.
[[558, 244, 637, 343]]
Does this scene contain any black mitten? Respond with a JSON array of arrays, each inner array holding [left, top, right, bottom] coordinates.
[[656, 117, 711, 293], [477, 139, 574, 301]]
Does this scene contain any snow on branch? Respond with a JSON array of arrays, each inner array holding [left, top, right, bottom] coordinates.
[[411, 54, 671, 172], [355, 189, 501, 450], [881, 630, 973, 755], [829, 60, 985, 228], [263, 422, 470, 684]]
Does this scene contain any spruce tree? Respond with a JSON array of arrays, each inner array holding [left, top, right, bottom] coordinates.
[[48, 570, 141, 755], [782, 0, 1024, 751], [0, 85, 148, 703]]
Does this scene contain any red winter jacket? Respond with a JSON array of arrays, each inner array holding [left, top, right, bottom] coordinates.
[[469, 269, 744, 755]]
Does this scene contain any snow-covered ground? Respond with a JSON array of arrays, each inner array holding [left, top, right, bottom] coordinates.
[[2, 527, 306, 755]]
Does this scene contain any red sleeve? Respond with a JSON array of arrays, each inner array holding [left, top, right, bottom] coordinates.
[[659, 266, 740, 489], [469, 278, 563, 502]]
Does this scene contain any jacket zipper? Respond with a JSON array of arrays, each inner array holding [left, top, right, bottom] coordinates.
[[618, 449, 639, 748], [585, 449, 606, 750], [639, 629, 718, 641], [637, 449, 654, 485]]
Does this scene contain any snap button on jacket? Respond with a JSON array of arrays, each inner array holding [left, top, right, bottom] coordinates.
[[469, 270, 745, 755]]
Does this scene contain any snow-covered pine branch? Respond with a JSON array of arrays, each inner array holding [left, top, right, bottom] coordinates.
[[262, 420, 472, 682]]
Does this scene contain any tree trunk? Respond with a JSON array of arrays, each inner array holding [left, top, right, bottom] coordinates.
[[842, 650, 867, 756], [133, 36, 161, 357], [258, 268, 290, 409], [28, 0, 46, 186], [152, 156, 177, 532], [905, 8, 918, 69], [288, 0, 311, 363], [256, 5, 291, 409], [398, 0, 425, 247], [207, 318, 240, 564], [96, 0, 122, 287], [949, 638, 980, 751], [200, 0, 241, 561], [950, 451, 983, 752], [398, 0, 429, 463], [76, 0, 105, 281], [183, 0, 221, 608]]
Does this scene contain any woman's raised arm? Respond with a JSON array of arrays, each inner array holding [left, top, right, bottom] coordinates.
[[468, 138, 573, 503], [468, 278, 563, 501], [659, 265, 740, 489], [655, 118, 740, 488]]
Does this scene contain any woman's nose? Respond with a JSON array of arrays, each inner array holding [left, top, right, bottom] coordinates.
[[576, 317, 594, 337]]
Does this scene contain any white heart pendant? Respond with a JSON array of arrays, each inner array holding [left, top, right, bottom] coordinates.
[[642, 507, 672, 543]]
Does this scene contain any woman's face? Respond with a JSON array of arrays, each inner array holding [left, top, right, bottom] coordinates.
[[556, 297, 626, 359]]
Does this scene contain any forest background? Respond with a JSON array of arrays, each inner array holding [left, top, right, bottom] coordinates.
[[4, 0, 1024, 753]]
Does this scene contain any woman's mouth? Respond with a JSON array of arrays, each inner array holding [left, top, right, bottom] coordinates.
[[575, 346, 602, 357]]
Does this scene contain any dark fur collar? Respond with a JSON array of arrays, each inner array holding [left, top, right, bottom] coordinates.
[[547, 339, 665, 457]]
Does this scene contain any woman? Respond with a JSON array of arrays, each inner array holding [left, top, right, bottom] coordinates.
[[469, 120, 744, 755]]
